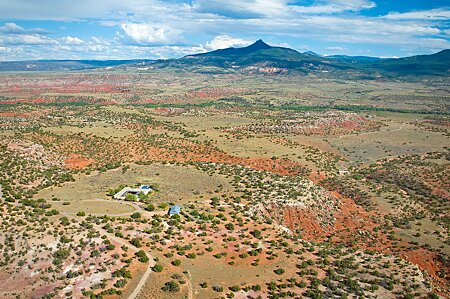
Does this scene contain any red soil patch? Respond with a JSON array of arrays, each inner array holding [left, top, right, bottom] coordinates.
[[282, 192, 382, 245], [403, 249, 440, 277], [122, 138, 307, 176], [330, 192, 378, 232], [195, 91, 208, 98], [309, 171, 328, 182], [339, 120, 357, 129], [31, 97, 49, 103], [403, 249, 449, 296], [154, 107, 170, 113], [0, 98, 28, 104], [284, 207, 325, 240], [0, 112, 29, 117], [282, 187, 449, 295], [64, 154, 95, 169]]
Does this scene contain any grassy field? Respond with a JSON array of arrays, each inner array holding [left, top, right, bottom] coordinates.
[[50, 200, 136, 215], [44, 123, 134, 139], [34, 163, 234, 215], [328, 122, 447, 163]]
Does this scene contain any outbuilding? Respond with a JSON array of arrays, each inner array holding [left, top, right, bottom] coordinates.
[[168, 205, 181, 215]]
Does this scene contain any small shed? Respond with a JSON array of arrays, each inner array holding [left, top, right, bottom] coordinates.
[[168, 205, 181, 215]]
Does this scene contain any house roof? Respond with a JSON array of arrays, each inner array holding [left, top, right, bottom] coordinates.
[[113, 185, 152, 199], [169, 205, 181, 214]]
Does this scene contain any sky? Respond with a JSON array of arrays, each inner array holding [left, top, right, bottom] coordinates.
[[0, 0, 449, 61]]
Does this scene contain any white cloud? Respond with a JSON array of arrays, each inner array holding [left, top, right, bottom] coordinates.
[[0, 46, 12, 52], [120, 23, 184, 46], [300, 16, 441, 36], [0, 0, 131, 20], [293, 0, 376, 14], [0, 34, 56, 45], [0, 1, 448, 60], [0, 0, 189, 22], [205, 35, 251, 50], [0, 22, 48, 34], [239, 15, 443, 42], [91, 36, 108, 44], [99, 20, 120, 27], [193, 0, 289, 18], [0, 0, 377, 21], [192, 0, 376, 18], [325, 46, 346, 51], [0, 22, 26, 34], [63, 36, 84, 45], [0, 42, 209, 61], [383, 9, 450, 20], [0, 23, 55, 47]]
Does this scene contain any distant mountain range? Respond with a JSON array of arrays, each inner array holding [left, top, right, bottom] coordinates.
[[0, 39, 448, 77], [0, 59, 154, 72]]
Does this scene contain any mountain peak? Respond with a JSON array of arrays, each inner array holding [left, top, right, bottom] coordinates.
[[188, 38, 275, 58], [247, 39, 272, 50]]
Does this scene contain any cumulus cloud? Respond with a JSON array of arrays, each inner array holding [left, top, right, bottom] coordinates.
[[0, 22, 55, 47], [0, 34, 56, 45], [0, 22, 48, 34], [205, 35, 251, 50], [120, 23, 184, 46], [63, 36, 84, 45]]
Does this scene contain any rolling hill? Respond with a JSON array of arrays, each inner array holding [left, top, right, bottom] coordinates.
[[362, 49, 450, 76]]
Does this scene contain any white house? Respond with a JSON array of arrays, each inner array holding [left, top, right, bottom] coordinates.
[[113, 185, 152, 200]]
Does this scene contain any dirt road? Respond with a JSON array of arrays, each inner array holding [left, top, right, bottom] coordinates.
[[96, 226, 156, 299], [60, 211, 157, 299]]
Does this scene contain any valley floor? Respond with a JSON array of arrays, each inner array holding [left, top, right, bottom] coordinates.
[[0, 72, 448, 298]]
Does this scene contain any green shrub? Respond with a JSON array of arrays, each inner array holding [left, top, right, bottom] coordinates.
[[136, 250, 149, 263], [171, 259, 181, 266], [152, 264, 164, 272], [162, 280, 179, 293]]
